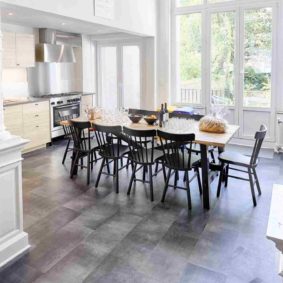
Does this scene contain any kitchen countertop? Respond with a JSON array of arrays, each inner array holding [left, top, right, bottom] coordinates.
[[3, 93, 96, 107], [3, 97, 50, 107]]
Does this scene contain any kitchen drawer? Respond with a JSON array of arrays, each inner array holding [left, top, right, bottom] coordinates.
[[23, 101, 49, 114], [23, 111, 50, 126], [24, 123, 50, 136], [23, 124, 51, 151]]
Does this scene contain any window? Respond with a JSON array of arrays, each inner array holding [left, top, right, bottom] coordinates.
[[176, 13, 202, 104], [211, 11, 236, 106], [176, 0, 203, 7], [243, 8, 272, 108]]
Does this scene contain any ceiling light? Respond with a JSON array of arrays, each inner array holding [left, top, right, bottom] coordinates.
[[61, 22, 66, 26], [8, 12, 14, 16]]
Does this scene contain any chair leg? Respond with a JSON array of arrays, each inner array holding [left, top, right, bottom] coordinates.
[[127, 163, 137, 196], [115, 159, 119, 194], [185, 171, 192, 210], [217, 164, 225, 198], [142, 166, 146, 182], [210, 150, 216, 163], [87, 153, 91, 185], [174, 171, 178, 190], [248, 168, 257, 207], [155, 162, 159, 174], [70, 151, 79, 179], [149, 165, 154, 202], [62, 138, 71, 165], [161, 169, 172, 203], [162, 163, 166, 182], [196, 167, 202, 195], [95, 158, 105, 188], [225, 164, 229, 187], [106, 159, 110, 174], [80, 158, 84, 170], [253, 168, 262, 196], [91, 151, 94, 170]]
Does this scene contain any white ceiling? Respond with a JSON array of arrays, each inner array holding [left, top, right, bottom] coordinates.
[[0, 4, 125, 35]]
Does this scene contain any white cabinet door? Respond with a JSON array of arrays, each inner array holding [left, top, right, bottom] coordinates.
[[2, 32, 16, 68], [16, 33, 35, 68]]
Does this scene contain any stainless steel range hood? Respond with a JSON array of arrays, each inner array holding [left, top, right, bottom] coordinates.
[[35, 29, 77, 63]]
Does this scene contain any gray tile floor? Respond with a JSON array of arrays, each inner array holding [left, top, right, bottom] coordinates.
[[0, 140, 282, 283]]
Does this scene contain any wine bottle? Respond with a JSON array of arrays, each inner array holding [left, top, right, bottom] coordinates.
[[164, 103, 169, 123], [159, 104, 164, 128]]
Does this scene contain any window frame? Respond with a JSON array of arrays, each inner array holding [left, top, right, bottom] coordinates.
[[171, 0, 279, 111]]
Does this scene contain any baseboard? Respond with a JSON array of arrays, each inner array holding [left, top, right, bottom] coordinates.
[[0, 232, 30, 270]]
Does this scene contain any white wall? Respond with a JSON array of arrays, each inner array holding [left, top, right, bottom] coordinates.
[[0, 0, 157, 37]]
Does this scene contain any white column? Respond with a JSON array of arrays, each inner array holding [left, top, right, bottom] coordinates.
[[0, 10, 30, 269]]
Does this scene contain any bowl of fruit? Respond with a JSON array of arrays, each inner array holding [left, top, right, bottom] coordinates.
[[144, 115, 158, 125], [128, 114, 143, 123]]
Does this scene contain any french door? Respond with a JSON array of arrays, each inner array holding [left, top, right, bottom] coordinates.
[[174, 1, 277, 142], [97, 42, 142, 110]]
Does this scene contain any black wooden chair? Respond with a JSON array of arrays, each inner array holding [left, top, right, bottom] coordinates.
[[157, 130, 202, 210], [217, 125, 267, 206], [69, 121, 99, 185], [169, 112, 216, 163], [59, 108, 80, 165], [94, 124, 129, 194], [123, 127, 164, 202]]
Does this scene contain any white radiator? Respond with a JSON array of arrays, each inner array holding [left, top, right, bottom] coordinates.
[[276, 114, 283, 152]]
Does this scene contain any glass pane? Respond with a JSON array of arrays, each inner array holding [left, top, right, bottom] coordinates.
[[123, 46, 141, 109], [176, 13, 202, 104], [243, 7, 272, 108], [208, 0, 233, 3], [211, 11, 236, 106], [100, 46, 118, 110], [176, 0, 202, 7]]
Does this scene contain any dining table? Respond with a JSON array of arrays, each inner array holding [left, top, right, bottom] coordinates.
[[66, 116, 240, 210]]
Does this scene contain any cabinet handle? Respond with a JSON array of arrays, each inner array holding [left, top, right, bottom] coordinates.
[[36, 126, 39, 128], [35, 103, 39, 106], [35, 114, 39, 117]]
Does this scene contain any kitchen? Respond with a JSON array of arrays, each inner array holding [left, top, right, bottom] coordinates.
[[1, 1, 283, 283]]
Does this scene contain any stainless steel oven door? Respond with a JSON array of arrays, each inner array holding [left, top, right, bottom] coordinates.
[[51, 103, 80, 138]]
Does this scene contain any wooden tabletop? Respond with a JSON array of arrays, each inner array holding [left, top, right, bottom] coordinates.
[[62, 117, 239, 148]]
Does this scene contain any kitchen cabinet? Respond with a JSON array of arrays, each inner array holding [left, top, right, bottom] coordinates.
[[4, 101, 51, 152], [3, 105, 23, 137], [2, 32, 35, 68], [22, 101, 51, 152], [81, 94, 94, 114]]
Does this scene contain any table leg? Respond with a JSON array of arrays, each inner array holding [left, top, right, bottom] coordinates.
[[200, 144, 210, 210], [71, 150, 78, 176]]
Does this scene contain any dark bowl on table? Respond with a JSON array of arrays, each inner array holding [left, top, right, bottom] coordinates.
[[128, 114, 143, 123], [144, 116, 158, 125]]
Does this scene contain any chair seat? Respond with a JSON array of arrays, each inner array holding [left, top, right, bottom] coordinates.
[[129, 148, 164, 164], [99, 144, 129, 159], [163, 153, 201, 170], [219, 151, 255, 167]]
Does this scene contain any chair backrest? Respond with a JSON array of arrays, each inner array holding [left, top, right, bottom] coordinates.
[[169, 112, 203, 121], [59, 108, 80, 136], [70, 120, 92, 152], [157, 130, 195, 170], [94, 124, 123, 159], [250, 125, 267, 165], [123, 127, 156, 164], [128, 108, 158, 117]]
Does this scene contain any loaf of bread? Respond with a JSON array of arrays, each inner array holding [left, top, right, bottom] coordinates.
[[199, 115, 227, 133]]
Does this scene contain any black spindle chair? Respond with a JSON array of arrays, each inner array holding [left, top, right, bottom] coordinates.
[[124, 127, 164, 202], [69, 121, 99, 185], [94, 124, 129, 194], [157, 130, 202, 210], [59, 109, 80, 165], [217, 125, 267, 206]]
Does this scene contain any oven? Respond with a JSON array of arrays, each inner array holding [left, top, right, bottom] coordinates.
[[50, 95, 81, 138]]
